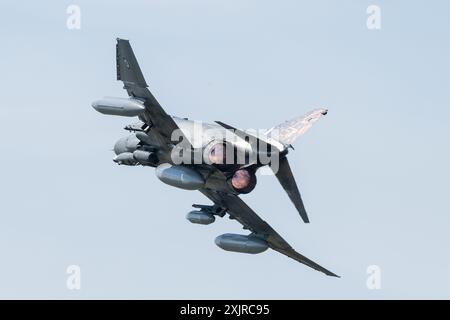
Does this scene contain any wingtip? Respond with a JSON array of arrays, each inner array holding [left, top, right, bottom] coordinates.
[[324, 268, 340, 278], [299, 209, 310, 223], [323, 270, 340, 277], [330, 273, 341, 278]]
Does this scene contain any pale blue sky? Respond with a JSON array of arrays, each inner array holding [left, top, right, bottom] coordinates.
[[0, 0, 449, 299]]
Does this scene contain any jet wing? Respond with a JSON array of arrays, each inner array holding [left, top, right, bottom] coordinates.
[[200, 189, 339, 277], [116, 38, 181, 144]]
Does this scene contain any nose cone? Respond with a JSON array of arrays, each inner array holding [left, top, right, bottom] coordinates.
[[112, 152, 135, 165], [113, 136, 127, 155], [91, 100, 101, 112]]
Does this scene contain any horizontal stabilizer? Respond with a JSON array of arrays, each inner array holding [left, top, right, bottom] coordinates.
[[267, 108, 328, 146], [273, 156, 309, 223]]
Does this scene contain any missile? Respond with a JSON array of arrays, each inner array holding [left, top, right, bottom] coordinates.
[[133, 150, 154, 165], [135, 132, 154, 146], [186, 210, 216, 225], [92, 97, 145, 117], [113, 152, 136, 165], [215, 233, 269, 254], [155, 163, 205, 190]]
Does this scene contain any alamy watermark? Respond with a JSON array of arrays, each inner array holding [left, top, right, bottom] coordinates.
[[66, 264, 81, 290], [66, 5, 81, 30], [366, 265, 381, 290], [367, 5, 381, 30]]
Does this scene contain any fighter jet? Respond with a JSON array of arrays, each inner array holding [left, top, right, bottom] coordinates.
[[92, 38, 338, 277]]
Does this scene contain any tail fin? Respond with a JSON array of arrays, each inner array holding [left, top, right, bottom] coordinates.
[[266, 108, 328, 146]]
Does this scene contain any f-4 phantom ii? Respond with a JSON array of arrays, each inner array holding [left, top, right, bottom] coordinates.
[[92, 38, 338, 277]]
